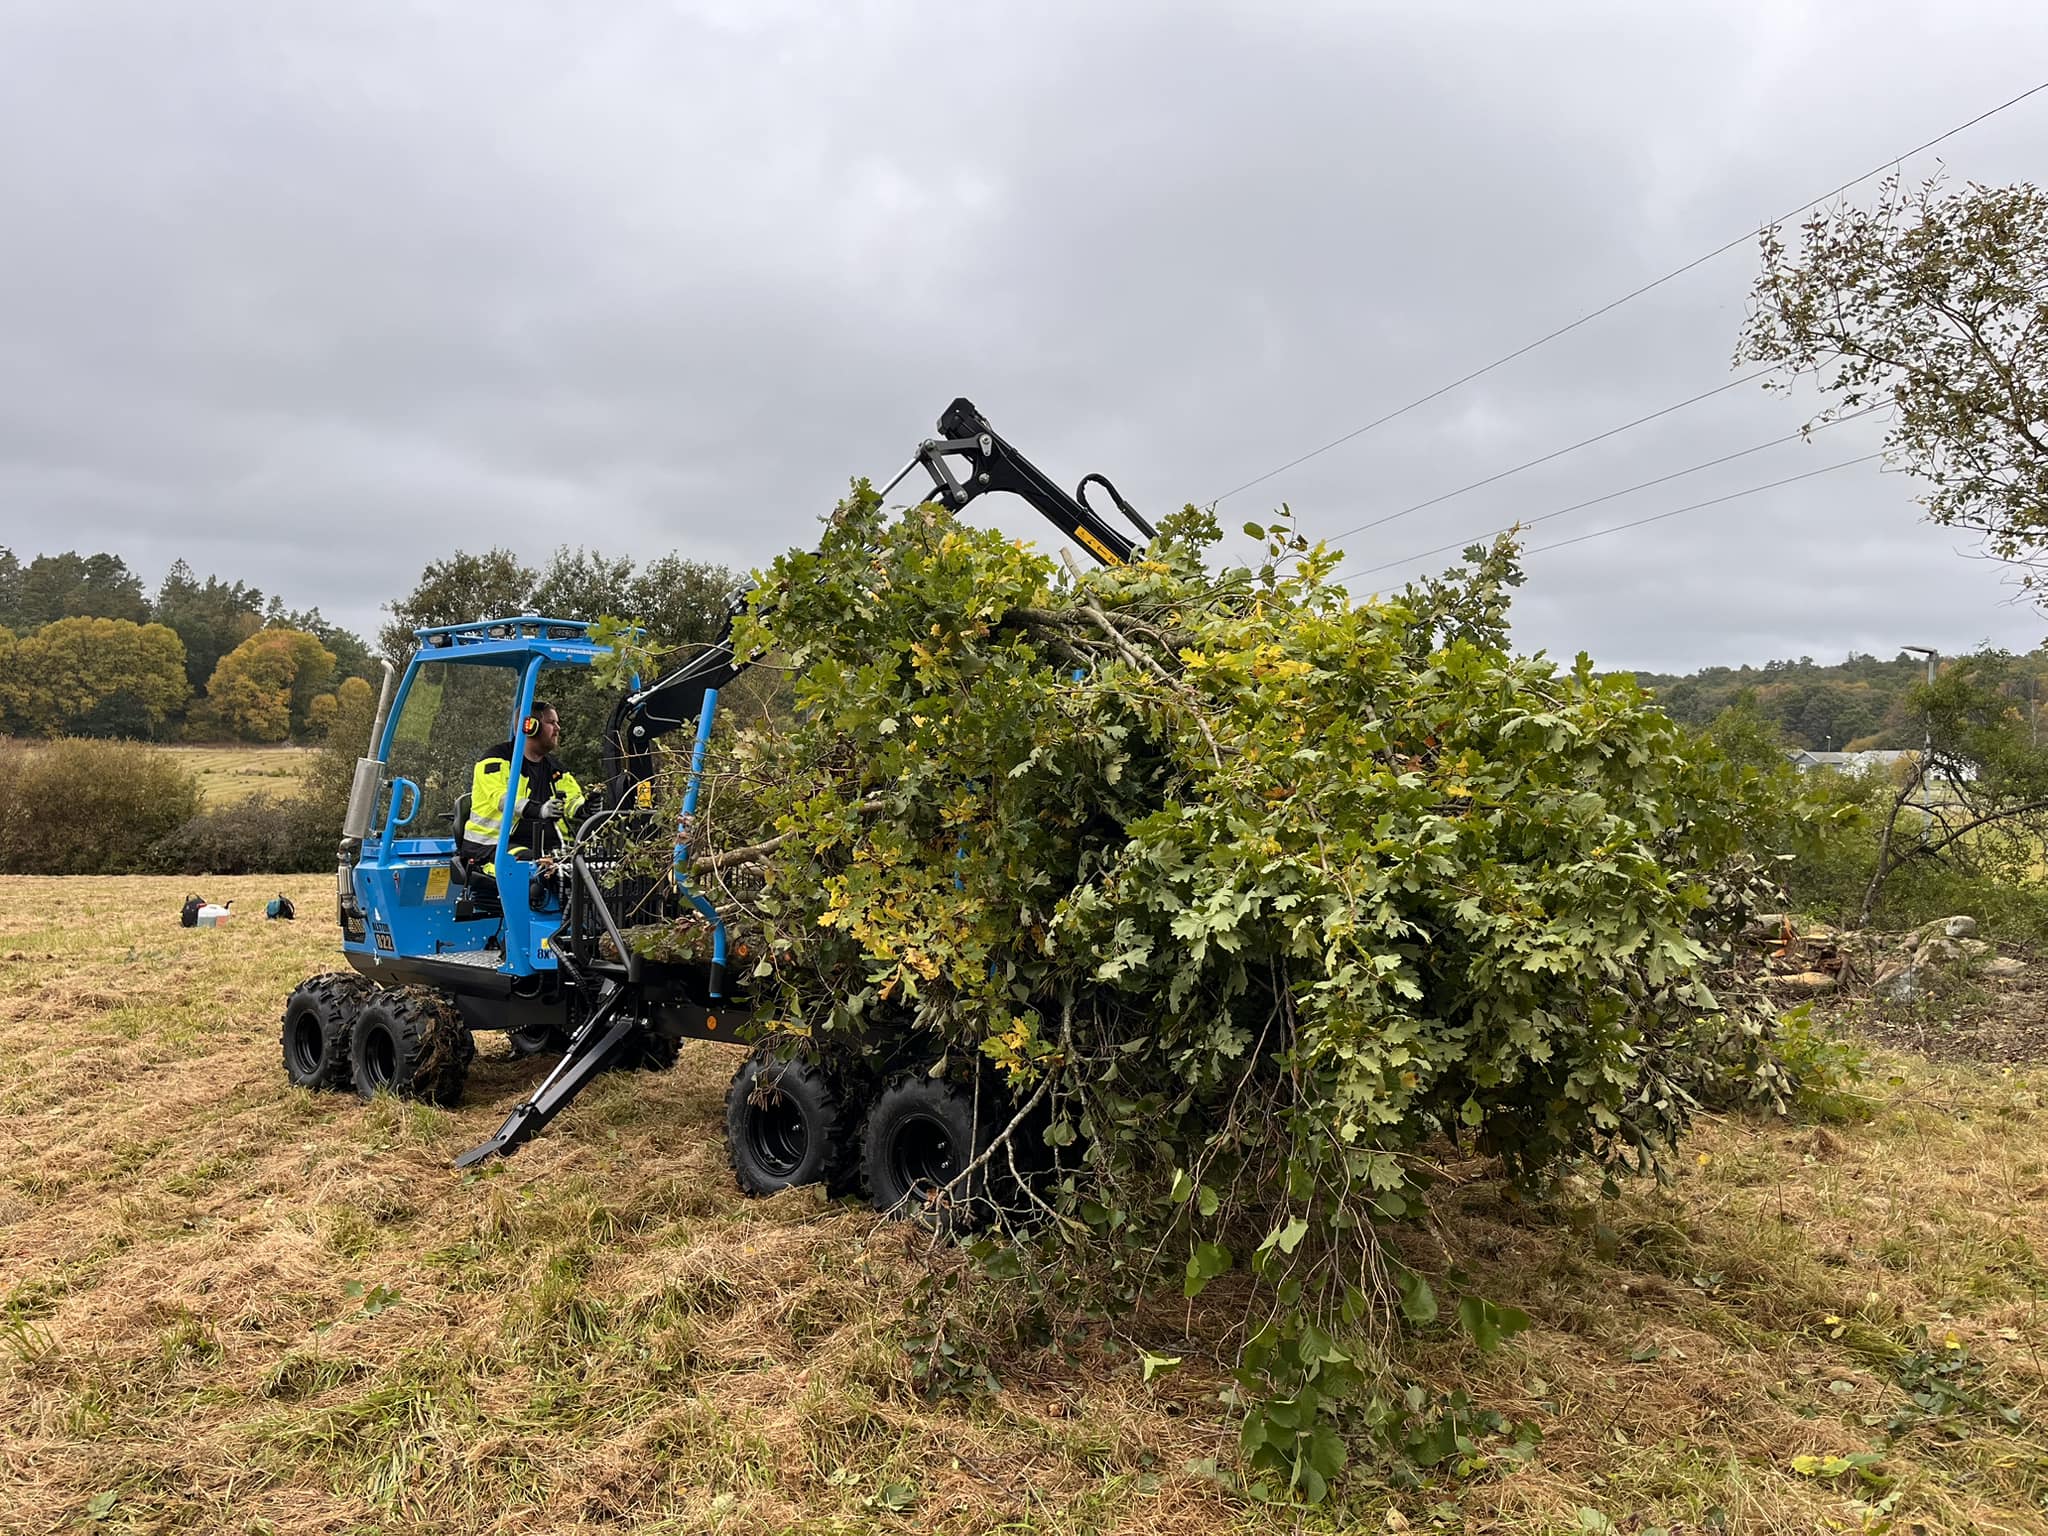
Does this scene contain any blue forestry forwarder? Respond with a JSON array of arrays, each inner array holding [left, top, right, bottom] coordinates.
[[279, 400, 1154, 1210]]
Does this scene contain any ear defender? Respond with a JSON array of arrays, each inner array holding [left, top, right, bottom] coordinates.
[[522, 715, 538, 737]]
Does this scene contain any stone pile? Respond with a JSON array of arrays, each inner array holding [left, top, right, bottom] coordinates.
[[1743, 912, 2025, 1001], [1870, 915, 2024, 1002]]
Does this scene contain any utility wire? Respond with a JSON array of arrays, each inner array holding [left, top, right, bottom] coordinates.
[[1525, 451, 1884, 554], [1321, 367, 1773, 545], [1524, 451, 1884, 557], [1212, 76, 2048, 507], [1336, 402, 1889, 583]]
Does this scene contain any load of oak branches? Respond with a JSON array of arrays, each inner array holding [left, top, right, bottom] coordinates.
[[690, 488, 1785, 1370]]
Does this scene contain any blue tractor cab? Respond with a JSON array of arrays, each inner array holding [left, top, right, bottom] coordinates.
[[341, 616, 613, 984]]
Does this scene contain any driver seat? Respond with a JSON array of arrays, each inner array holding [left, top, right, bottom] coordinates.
[[448, 792, 502, 919]]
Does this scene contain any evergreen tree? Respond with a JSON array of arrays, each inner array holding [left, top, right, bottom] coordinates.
[[152, 559, 267, 694], [10, 551, 149, 628]]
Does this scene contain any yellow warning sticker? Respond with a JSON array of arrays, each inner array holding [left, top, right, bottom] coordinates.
[[636, 781, 654, 808], [425, 865, 451, 902], [1072, 525, 1122, 566]]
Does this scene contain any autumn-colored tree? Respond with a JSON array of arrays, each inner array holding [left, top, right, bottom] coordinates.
[[0, 617, 189, 737], [201, 629, 337, 742], [306, 674, 375, 742]]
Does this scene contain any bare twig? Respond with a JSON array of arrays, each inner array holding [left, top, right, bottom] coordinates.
[[685, 795, 887, 872], [1058, 549, 1225, 770]]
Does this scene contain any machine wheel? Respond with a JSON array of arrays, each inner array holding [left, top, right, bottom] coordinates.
[[507, 1022, 573, 1057], [628, 1029, 680, 1073], [281, 973, 372, 1091], [861, 1073, 999, 1232], [725, 1050, 855, 1197], [349, 989, 475, 1106]]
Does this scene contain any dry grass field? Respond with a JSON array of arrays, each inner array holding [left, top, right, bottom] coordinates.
[[157, 746, 315, 806], [3, 876, 2047, 1534]]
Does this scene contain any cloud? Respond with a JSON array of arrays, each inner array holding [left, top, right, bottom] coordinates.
[[0, 0, 2039, 666]]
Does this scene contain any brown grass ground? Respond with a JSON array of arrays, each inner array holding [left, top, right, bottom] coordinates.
[[156, 745, 314, 806], [2, 876, 2045, 1534]]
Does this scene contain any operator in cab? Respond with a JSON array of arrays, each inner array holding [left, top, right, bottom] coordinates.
[[459, 700, 587, 874]]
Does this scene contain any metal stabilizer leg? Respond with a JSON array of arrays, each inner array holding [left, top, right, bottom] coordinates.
[[455, 983, 640, 1167]]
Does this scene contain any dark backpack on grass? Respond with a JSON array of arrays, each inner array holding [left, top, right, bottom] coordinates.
[[180, 894, 205, 928], [265, 893, 296, 921]]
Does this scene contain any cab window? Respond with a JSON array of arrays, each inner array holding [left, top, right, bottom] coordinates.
[[383, 661, 523, 841]]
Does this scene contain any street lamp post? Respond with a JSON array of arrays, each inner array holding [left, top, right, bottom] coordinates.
[[1902, 646, 1938, 843]]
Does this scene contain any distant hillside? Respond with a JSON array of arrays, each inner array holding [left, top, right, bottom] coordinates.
[[1623, 649, 2048, 751]]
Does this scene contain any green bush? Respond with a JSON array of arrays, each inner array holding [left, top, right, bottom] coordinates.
[[1770, 1004, 1872, 1123], [1772, 764, 2048, 944], [148, 792, 336, 876], [0, 738, 204, 874]]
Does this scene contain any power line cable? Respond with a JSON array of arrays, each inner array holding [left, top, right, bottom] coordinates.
[[1336, 402, 1889, 583], [1521, 451, 1885, 557], [1321, 367, 1773, 545], [1212, 76, 2048, 507]]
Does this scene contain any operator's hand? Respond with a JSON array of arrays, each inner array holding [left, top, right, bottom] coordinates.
[[539, 795, 566, 822]]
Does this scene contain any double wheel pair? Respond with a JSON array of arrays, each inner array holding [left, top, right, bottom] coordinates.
[[281, 973, 474, 1106], [724, 1051, 1012, 1228]]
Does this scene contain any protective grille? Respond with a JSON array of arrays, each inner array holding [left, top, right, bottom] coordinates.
[[567, 808, 676, 951]]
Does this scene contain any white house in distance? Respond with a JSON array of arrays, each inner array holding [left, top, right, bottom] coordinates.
[[1785, 749, 1915, 774], [1784, 748, 1974, 787]]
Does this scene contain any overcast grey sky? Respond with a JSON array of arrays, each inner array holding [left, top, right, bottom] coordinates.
[[0, 0, 2042, 671]]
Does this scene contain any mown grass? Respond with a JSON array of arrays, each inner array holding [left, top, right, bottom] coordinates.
[[2, 876, 2045, 1533], [156, 744, 314, 805]]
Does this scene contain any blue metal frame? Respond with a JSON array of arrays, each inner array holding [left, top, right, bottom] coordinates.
[[671, 688, 728, 999]]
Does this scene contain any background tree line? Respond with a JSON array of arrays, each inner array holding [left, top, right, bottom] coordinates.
[[0, 548, 377, 743], [1626, 648, 2048, 752], [0, 543, 735, 758], [373, 545, 739, 783]]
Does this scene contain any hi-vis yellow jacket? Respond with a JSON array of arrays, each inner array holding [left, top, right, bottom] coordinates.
[[461, 740, 586, 870]]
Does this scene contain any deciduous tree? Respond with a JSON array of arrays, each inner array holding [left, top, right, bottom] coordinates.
[[1739, 175, 2048, 591], [306, 673, 375, 740], [380, 549, 536, 661], [521, 546, 742, 779], [201, 629, 337, 742], [0, 617, 189, 737]]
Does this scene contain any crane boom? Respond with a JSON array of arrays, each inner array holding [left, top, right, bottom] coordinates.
[[599, 398, 1151, 802]]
